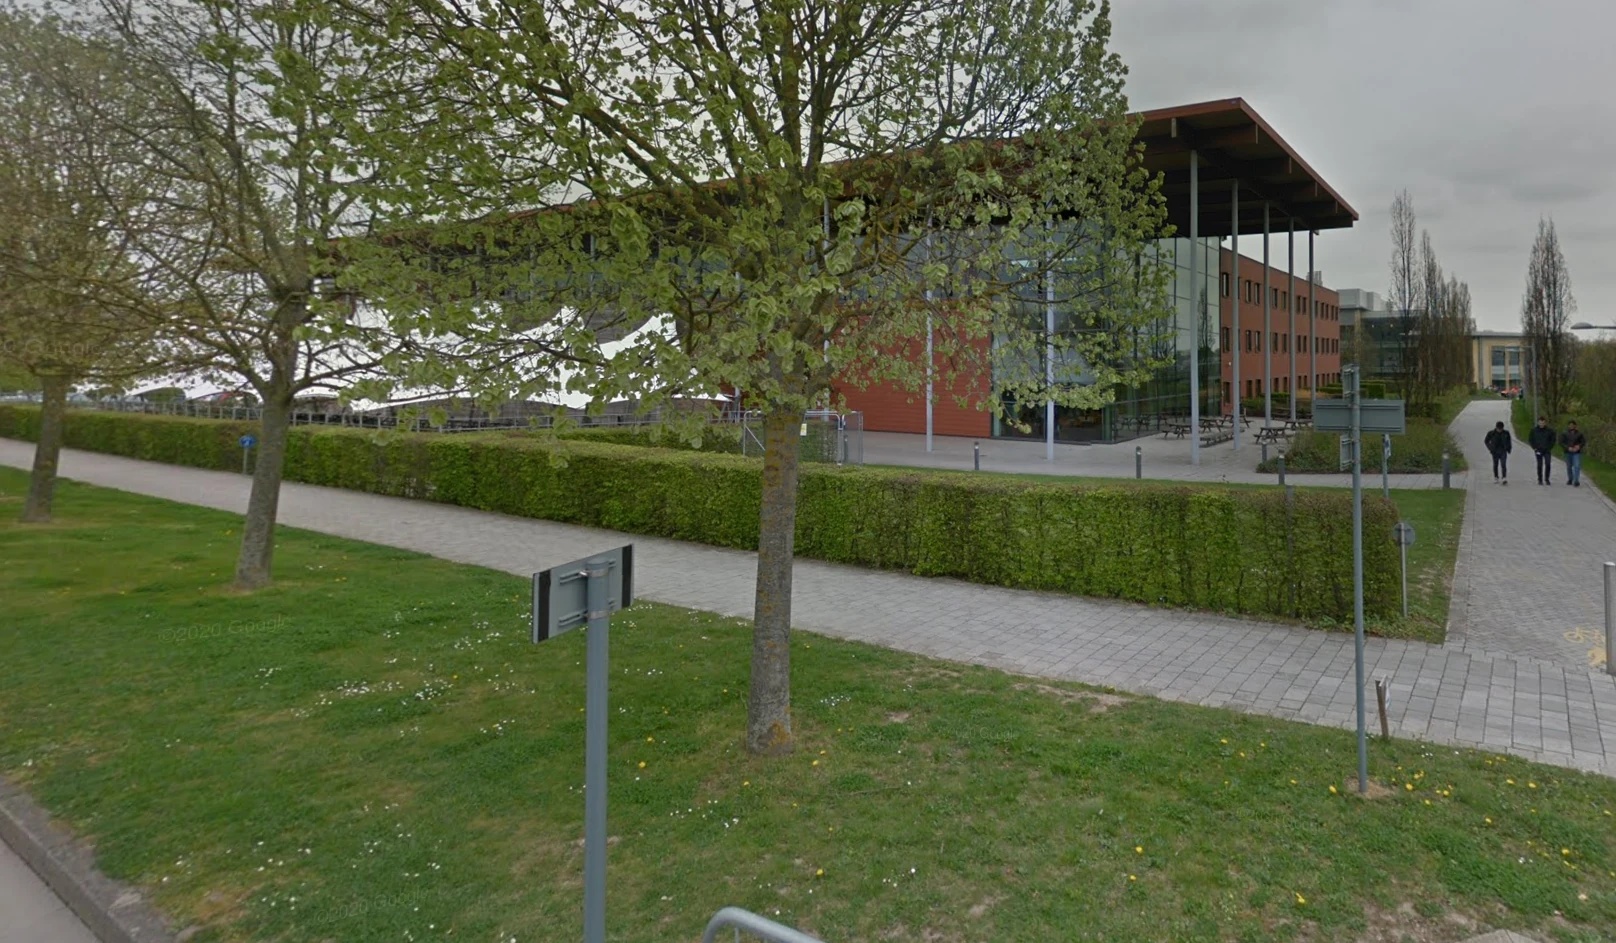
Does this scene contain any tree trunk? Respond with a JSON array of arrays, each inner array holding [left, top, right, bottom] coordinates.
[[233, 389, 292, 590], [746, 407, 803, 756], [20, 374, 69, 524]]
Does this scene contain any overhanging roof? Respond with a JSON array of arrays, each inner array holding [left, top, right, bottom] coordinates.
[[1135, 98, 1358, 237]]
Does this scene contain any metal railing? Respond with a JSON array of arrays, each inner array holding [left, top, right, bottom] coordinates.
[[702, 907, 824, 943]]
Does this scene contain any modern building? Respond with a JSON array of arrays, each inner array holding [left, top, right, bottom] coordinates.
[[1337, 289, 1415, 380], [838, 98, 1359, 457], [1471, 330, 1528, 391], [1220, 252, 1342, 412]]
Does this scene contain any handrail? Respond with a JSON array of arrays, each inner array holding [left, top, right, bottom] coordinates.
[[701, 907, 824, 943]]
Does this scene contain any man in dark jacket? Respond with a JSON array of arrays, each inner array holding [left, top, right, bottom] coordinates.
[[1484, 421, 1513, 485], [1527, 416, 1557, 485], [1562, 420, 1587, 487]]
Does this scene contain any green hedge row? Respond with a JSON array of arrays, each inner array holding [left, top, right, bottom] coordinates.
[[0, 406, 1401, 619], [1258, 419, 1467, 474]]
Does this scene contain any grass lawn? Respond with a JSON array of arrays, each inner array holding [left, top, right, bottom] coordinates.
[[866, 463, 1466, 644], [2, 470, 1602, 942]]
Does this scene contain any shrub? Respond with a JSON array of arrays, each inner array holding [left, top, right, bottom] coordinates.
[[1259, 419, 1466, 474], [0, 406, 1401, 619]]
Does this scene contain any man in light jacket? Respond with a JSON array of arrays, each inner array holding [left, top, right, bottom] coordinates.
[[1561, 420, 1587, 487]]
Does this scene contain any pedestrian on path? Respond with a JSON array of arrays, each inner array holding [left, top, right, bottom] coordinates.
[[1561, 420, 1586, 487], [1485, 420, 1512, 485], [1528, 415, 1557, 485]]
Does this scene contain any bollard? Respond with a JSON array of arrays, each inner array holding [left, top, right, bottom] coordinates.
[[1442, 451, 1451, 489], [1135, 445, 1142, 479], [973, 441, 980, 472], [1261, 441, 1269, 464], [1374, 680, 1391, 739], [1277, 455, 1285, 487], [1606, 562, 1615, 677]]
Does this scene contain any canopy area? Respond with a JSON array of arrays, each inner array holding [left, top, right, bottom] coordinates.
[[1136, 98, 1359, 237]]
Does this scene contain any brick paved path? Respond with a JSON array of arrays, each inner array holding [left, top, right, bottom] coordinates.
[[1446, 400, 1616, 670], [3, 438, 1615, 777]]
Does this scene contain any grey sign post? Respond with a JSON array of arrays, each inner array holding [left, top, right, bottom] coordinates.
[[239, 434, 256, 475], [532, 545, 634, 943], [1605, 561, 1614, 677], [1381, 434, 1392, 498], [1315, 371, 1405, 795], [1393, 521, 1416, 618]]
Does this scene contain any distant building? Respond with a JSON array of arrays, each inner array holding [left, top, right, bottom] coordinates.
[[1338, 289, 1416, 380], [1471, 330, 1528, 391]]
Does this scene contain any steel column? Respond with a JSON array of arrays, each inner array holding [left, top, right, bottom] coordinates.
[[1309, 229, 1317, 396], [924, 310, 934, 452], [1231, 179, 1241, 452], [1262, 203, 1271, 428], [1288, 219, 1296, 423], [1045, 238, 1055, 463], [1189, 151, 1200, 465]]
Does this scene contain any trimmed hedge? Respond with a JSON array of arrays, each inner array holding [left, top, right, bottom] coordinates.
[[0, 406, 1401, 619], [1258, 418, 1466, 475]]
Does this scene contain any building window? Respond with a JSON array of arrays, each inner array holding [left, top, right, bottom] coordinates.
[[1221, 326, 1230, 350], [1223, 381, 1231, 404], [1221, 272, 1230, 297]]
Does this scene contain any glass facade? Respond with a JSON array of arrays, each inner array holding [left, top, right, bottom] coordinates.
[[991, 236, 1221, 443]]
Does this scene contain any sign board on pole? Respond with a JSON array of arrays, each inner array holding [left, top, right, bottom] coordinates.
[[1339, 434, 1353, 470], [239, 434, 257, 449], [1314, 398, 1407, 435], [529, 545, 637, 943], [1383, 434, 1393, 460], [532, 545, 634, 643], [1393, 521, 1416, 546]]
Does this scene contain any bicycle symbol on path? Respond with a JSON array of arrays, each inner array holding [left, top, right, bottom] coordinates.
[[1564, 627, 1607, 669]]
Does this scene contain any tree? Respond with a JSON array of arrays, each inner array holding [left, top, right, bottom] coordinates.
[[1387, 190, 1419, 393], [0, 8, 169, 522], [59, 0, 422, 587], [348, 0, 1172, 754], [1521, 217, 1575, 417]]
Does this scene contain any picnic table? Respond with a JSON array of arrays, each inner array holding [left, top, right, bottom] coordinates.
[[1162, 421, 1191, 439], [1254, 426, 1288, 445]]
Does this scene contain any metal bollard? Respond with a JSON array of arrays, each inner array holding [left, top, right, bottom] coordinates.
[[1135, 445, 1142, 479], [973, 441, 980, 472], [1277, 455, 1285, 487], [1442, 451, 1451, 489], [1606, 562, 1615, 677], [1261, 441, 1269, 464]]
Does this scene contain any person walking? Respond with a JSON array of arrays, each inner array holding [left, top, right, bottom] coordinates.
[[1528, 415, 1557, 485], [1561, 420, 1586, 487], [1484, 420, 1513, 485]]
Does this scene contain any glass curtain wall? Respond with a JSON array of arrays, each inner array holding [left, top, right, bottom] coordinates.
[[991, 236, 1219, 443]]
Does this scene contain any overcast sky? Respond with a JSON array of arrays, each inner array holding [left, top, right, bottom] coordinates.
[[1108, 0, 1613, 331]]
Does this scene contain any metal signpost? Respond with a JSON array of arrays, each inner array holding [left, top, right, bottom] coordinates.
[[239, 434, 256, 475], [1382, 434, 1392, 498], [1393, 521, 1416, 618], [1605, 561, 1615, 677], [531, 545, 635, 943], [1314, 368, 1406, 794]]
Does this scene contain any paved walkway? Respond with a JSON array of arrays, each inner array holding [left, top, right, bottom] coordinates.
[[2, 438, 1615, 781], [1447, 400, 1616, 669], [862, 425, 1466, 489], [0, 841, 96, 943]]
